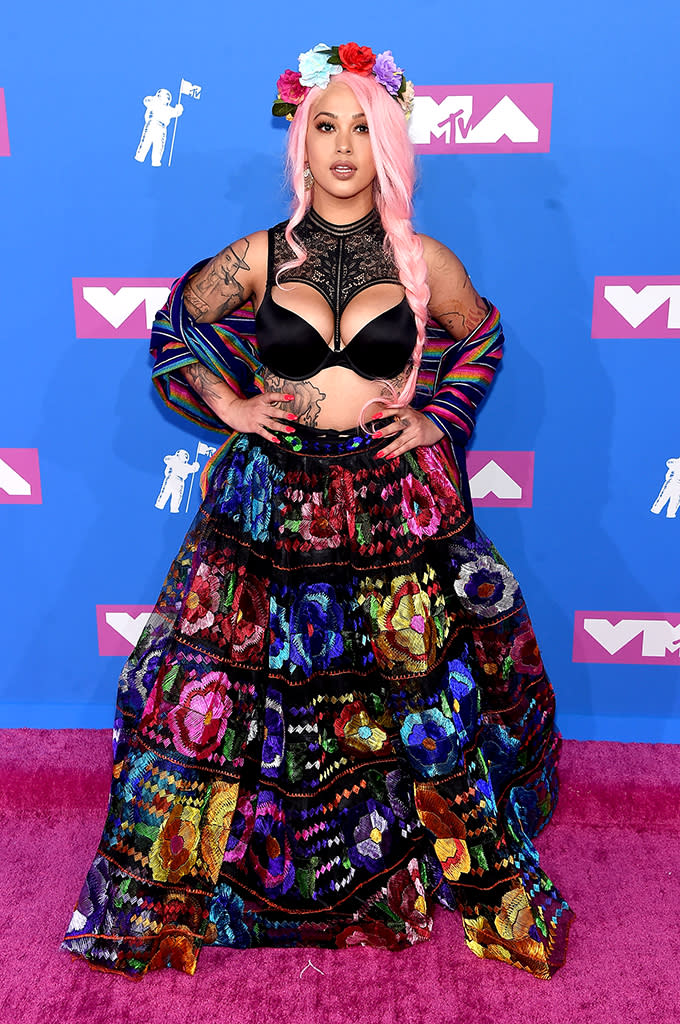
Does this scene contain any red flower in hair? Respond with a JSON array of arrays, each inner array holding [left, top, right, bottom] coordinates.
[[338, 42, 376, 76]]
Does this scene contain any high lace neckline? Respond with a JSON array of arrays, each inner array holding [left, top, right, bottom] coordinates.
[[306, 206, 380, 237]]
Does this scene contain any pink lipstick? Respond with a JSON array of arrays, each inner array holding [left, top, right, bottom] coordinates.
[[330, 161, 357, 179]]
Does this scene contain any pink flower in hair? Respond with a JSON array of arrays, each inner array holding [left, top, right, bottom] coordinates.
[[277, 69, 308, 105]]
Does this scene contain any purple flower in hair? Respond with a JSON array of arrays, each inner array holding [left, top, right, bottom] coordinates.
[[373, 51, 404, 95]]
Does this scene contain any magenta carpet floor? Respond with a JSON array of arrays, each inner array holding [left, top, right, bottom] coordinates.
[[1, 730, 679, 1024]]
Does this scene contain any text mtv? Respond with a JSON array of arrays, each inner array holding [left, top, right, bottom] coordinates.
[[409, 84, 552, 153]]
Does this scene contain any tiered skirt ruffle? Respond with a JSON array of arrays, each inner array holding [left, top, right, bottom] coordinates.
[[62, 419, 574, 978]]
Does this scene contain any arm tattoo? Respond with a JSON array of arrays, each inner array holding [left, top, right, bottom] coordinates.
[[262, 369, 326, 427], [434, 293, 488, 336], [431, 243, 451, 274], [428, 242, 485, 335], [184, 238, 252, 322], [431, 243, 469, 281], [182, 363, 226, 405]]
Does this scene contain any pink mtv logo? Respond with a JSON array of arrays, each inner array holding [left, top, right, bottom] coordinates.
[[0, 89, 9, 156], [96, 604, 154, 655], [0, 449, 42, 504], [409, 84, 552, 153], [466, 451, 534, 507], [73, 279, 173, 338], [573, 611, 680, 665], [592, 277, 680, 338]]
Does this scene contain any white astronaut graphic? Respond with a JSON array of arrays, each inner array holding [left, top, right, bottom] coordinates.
[[134, 89, 184, 167], [155, 440, 216, 513], [134, 79, 201, 167], [651, 456, 680, 519], [155, 449, 199, 513]]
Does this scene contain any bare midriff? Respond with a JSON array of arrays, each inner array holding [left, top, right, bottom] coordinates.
[[261, 363, 410, 431]]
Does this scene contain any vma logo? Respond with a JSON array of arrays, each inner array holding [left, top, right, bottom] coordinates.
[[97, 604, 154, 655], [592, 276, 680, 338], [409, 84, 552, 153], [466, 451, 534, 507], [156, 441, 217, 514], [134, 78, 202, 168], [0, 88, 9, 156], [73, 278, 172, 338], [0, 449, 42, 504], [573, 611, 680, 665]]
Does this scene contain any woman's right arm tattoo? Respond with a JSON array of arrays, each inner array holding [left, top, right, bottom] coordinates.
[[182, 363, 230, 406], [184, 238, 252, 322]]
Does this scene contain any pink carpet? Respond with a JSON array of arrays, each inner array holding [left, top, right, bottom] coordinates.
[[2, 730, 679, 1024]]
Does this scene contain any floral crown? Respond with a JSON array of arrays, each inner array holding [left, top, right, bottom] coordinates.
[[272, 42, 415, 121]]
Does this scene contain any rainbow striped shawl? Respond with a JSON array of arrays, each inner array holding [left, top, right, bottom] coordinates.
[[150, 258, 504, 499]]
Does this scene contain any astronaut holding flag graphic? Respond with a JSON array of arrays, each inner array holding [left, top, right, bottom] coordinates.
[[155, 440, 216, 513], [134, 78, 201, 167], [155, 449, 199, 513]]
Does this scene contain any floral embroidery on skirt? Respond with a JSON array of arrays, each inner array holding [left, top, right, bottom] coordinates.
[[61, 420, 574, 979]]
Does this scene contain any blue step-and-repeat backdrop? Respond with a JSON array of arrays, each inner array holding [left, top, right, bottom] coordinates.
[[1, 1, 678, 740]]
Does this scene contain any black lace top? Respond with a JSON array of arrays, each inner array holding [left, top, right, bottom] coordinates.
[[255, 207, 418, 381]]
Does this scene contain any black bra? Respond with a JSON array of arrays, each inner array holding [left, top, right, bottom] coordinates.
[[255, 207, 418, 381]]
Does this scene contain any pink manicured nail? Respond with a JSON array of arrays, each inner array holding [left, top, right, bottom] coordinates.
[[286, 426, 295, 433], [284, 394, 294, 401], [373, 430, 383, 438], [286, 412, 297, 420], [377, 450, 385, 458]]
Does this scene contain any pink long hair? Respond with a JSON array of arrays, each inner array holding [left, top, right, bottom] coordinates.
[[280, 70, 430, 429]]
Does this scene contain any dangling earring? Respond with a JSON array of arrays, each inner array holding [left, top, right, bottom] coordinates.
[[303, 164, 314, 191]]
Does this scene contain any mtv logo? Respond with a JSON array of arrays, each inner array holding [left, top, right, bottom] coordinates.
[[0, 88, 9, 156], [592, 276, 680, 338], [409, 84, 552, 153], [96, 604, 154, 655], [466, 451, 534, 507], [73, 278, 173, 338], [573, 611, 680, 665], [0, 448, 42, 504]]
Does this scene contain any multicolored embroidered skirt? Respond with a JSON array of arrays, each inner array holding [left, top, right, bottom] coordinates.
[[61, 419, 574, 979]]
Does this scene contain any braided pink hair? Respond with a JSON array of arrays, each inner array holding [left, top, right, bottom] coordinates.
[[280, 71, 430, 429]]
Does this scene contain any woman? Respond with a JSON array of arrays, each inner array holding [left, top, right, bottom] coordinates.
[[62, 43, 574, 980]]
